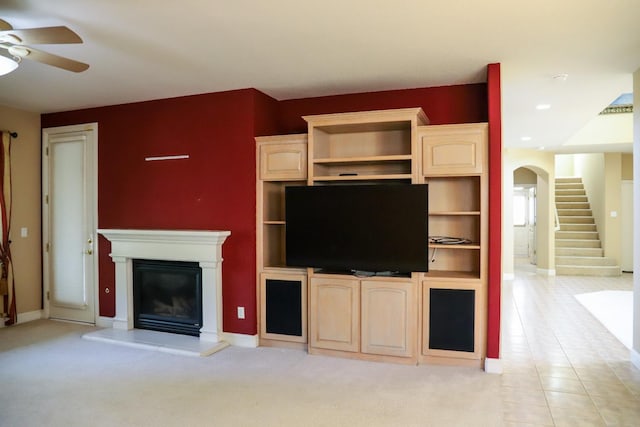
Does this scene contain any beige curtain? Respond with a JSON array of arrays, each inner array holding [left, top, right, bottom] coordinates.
[[0, 131, 16, 325]]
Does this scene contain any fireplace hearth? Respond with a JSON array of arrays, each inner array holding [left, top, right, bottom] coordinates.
[[133, 259, 203, 337]]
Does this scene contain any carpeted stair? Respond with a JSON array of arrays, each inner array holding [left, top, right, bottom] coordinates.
[[555, 177, 620, 276]]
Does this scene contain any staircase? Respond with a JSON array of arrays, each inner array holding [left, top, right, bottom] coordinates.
[[555, 177, 620, 276]]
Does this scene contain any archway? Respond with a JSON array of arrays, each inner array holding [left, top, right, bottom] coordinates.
[[502, 149, 556, 279]]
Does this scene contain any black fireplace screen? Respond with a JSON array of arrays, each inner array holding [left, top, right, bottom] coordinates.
[[133, 259, 203, 337]]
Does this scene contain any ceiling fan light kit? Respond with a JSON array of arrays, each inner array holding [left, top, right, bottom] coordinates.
[[0, 54, 18, 76], [0, 18, 89, 75]]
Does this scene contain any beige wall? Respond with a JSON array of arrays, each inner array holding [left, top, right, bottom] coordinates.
[[622, 153, 633, 180], [633, 68, 640, 358], [603, 153, 622, 263], [0, 106, 41, 316], [575, 153, 606, 244], [514, 167, 537, 185]]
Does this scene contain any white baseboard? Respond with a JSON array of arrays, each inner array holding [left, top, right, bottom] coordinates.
[[96, 316, 114, 328], [17, 310, 43, 324], [537, 268, 556, 277], [503, 273, 515, 281], [631, 348, 640, 370], [223, 332, 258, 348], [484, 357, 503, 374]]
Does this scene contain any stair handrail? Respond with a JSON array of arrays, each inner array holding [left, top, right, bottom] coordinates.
[[554, 206, 561, 231]]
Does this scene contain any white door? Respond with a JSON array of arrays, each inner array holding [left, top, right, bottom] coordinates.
[[43, 124, 98, 324], [513, 186, 537, 262], [527, 187, 537, 265], [621, 180, 633, 272]]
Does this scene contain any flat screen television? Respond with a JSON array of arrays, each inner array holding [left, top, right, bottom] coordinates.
[[285, 183, 428, 274]]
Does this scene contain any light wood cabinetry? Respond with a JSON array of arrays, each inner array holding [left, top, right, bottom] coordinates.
[[305, 108, 428, 183], [256, 135, 308, 347], [309, 276, 360, 352], [309, 275, 418, 362], [259, 135, 307, 180], [421, 123, 485, 175], [361, 279, 416, 358], [260, 272, 307, 344], [419, 123, 488, 366], [421, 280, 485, 365], [256, 110, 488, 367]]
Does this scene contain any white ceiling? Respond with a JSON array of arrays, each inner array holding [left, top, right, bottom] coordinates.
[[0, 0, 638, 151]]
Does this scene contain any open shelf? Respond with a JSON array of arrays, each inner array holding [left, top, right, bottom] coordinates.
[[429, 211, 481, 216], [429, 243, 481, 250], [423, 270, 481, 281]]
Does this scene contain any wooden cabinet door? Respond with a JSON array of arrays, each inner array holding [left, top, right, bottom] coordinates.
[[421, 123, 487, 176], [259, 142, 307, 180], [309, 277, 359, 352], [361, 280, 416, 357]]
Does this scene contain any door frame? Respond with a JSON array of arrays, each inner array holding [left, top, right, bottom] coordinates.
[[42, 123, 99, 323]]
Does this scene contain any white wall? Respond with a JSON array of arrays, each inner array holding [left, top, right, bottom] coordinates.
[[555, 154, 575, 177]]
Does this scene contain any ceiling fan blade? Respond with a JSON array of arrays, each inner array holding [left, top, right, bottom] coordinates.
[[0, 26, 82, 45], [16, 46, 89, 72], [0, 19, 12, 31]]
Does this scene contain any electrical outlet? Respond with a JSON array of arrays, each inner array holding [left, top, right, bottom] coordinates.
[[237, 306, 245, 319]]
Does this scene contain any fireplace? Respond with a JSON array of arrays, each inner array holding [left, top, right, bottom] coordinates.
[[95, 229, 231, 355], [133, 259, 203, 337]]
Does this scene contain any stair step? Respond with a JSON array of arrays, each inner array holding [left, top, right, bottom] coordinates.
[[556, 202, 591, 210], [558, 216, 595, 224], [557, 208, 592, 216], [556, 195, 588, 203], [559, 223, 597, 231], [555, 256, 618, 266], [556, 247, 604, 257], [555, 189, 586, 196], [555, 177, 582, 184], [556, 239, 601, 248], [556, 265, 621, 277], [556, 183, 585, 190], [555, 231, 599, 240]]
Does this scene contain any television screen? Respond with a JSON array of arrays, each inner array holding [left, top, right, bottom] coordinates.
[[285, 183, 428, 274]]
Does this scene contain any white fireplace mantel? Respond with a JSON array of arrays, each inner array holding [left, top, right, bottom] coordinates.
[[97, 229, 231, 353]]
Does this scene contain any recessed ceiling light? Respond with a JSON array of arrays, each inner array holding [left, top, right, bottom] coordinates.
[[536, 104, 551, 110], [521, 136, 532, 141], [553, 73, 569, 81]]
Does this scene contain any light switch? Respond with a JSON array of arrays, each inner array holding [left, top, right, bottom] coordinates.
[[610, 211, 618, 218], [20, 227, 28, 238]]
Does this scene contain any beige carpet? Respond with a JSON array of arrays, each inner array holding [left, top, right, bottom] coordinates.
[[575, 290, 633, 349], [0, 320, 502, 427]]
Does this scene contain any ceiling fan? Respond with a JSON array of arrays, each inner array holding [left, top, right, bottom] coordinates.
[[0, 18, 89, 75]]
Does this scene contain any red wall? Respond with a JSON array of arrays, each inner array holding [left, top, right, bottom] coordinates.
[[278, 84, 488, 133], [42, 83, 491, 337], [487, 64, 502, 360], [43, 89, 274, 335]]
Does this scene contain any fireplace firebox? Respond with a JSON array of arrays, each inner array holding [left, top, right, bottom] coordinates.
[[133, 259, 203, 337]]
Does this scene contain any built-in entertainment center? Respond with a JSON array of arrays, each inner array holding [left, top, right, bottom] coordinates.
[[256, 108, 488, 366]]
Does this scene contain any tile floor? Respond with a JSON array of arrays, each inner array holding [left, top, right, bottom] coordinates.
[[501, 262, 639, 426]]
